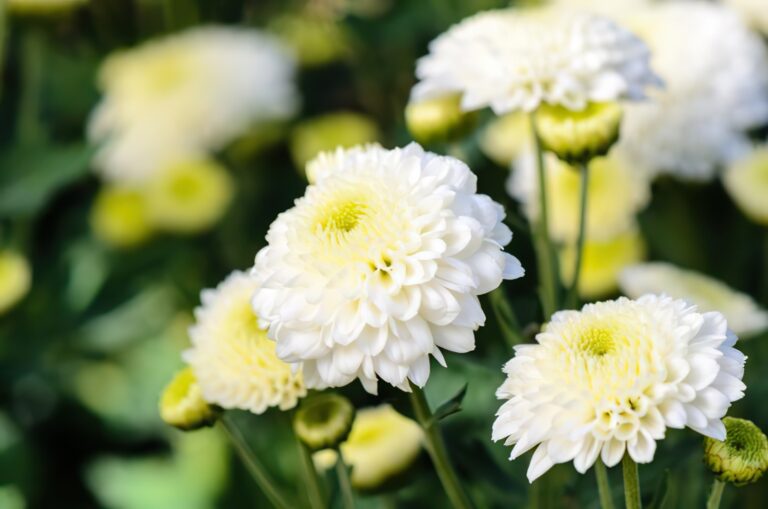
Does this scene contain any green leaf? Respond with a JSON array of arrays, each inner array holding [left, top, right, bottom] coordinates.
[[0, 144, 92, 218], [432, 383, 468, 423], [648, 469, 670, 509]]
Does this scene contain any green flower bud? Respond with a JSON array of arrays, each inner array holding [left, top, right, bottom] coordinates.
[[293, 393, 355, 451], [160, 368, 219, 431], [405, 94, 477, 145], [704, 417, 768, 486], [535, 101, 623, 165]]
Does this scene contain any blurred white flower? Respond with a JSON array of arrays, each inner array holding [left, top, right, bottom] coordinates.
[[620, 262, 768, 337], [508, 150, 650, 243], [723, 145, 768, 226], [411, 7, 659, 114], [618, 1, 768, 181], [251, 143, 524, 393], [89, 26, 298, 184], [184, 271, 306, 414], [493, 295, 746, 482], [724, 0, 768, 35]]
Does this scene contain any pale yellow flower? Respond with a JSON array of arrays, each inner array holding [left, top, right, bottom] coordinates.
[[479, 113, 533, 167], [91, 186, 153, 248], [723, 145, 768, 225], [0, 251, 32, 314], [314, 405, 423, 490], [160, 368, 219, 431]]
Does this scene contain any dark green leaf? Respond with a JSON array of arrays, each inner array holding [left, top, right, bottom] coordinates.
[[432, 383, 468, 422]]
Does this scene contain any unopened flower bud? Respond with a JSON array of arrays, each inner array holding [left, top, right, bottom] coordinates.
[[704, 417, 768, 486], [160, 368, 219, 431], [535, 102, 622, 165], [405, 94, 476, 145], [293, 393, 355, 451]]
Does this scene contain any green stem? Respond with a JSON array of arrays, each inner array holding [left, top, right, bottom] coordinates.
[[220, 416, 294, 509], [409, 383, 474, 509], [621, 455, 641, 509], [16, 28, 46, 146], [706, 479, 725, 509], [0, 0, 7, 103], [488, 286, 525, 349], [529, 113, 560, 318], [297, 440, 326, 509], [334, 448, 355, 509], [565, 162, 590, 309], [595, 460, 616, 509]]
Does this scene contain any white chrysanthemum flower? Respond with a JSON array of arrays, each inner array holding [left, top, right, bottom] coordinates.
[[183, 271, 306, 414], [508, 150, 650, 243], [723, 145, 768, 225], [724, 0, 768, 35], [251, 143, 524, 393], [493, 295, 746, 482], [411, 7, 659, 114], [89, 26, 298, 184], [617, 2, 768, 181], [620, 263, 768, 338]]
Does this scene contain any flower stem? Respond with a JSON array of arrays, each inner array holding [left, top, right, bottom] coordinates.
[[334, 448, 355, 509], [595, 460, 616, 509], [489, 286, 525, 349], [221, 415, 294, 509], [565, 162, 590, 309], [621, 455, 642, 509], [297, 440, 326, 509], [409, 382, 474, 509], [706, 479, 725, 509], [16, 28, 46, 146], [529, 113, 560, 318]]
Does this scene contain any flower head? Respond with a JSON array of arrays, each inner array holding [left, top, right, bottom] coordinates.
[[290, 112, 380, 171], [723, 145, 768, 226], [0, 251, 31, 314], [493, 295, 746, 482], [560, 227, 646, 299], [293, 393, 355, 451], [183, 271, 306, 414], [89, 26, 298, 184], [411, 8, 659, 114], [160, 367, 219, 431], [314, 405, 423, 491], [620, 263, 768, 338], [617, 2, 768, 181], [479, 112, 533, 167], [704, 417, 768, 486], [725, 0, 768, 36], [508, 150, 650, 243], [251, 143, 524, 393], [90, 186, 153, 248], [405, 94, 477, 145]]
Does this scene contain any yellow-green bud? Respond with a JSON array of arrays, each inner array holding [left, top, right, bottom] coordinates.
[[293, 393, 355, 451], [704, 417, 768, 487], [405, 94, 476, 145], [535, 102, 623, 165], [160, 368, 219, 431]]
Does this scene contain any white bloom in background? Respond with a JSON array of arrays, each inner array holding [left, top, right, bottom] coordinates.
[[724, 0, 768, 35], [620, 263, 768, 338], [493, 295, 746, 482], [251, 143, 524, 393], [411, 7, 659, 114], [723, 145, 768, 226], [508, 150, 650, 243], [184, 271, 306, 414], [617, 2, 768, 181], [89, 26, 298, 184]]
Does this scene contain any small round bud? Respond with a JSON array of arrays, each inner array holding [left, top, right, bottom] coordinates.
[[405, 94, 476, 145], [704, 417, 768, 486], [160, 368, 219, 431], [0, 250, 32, 315], [90, 186, 153, 249], [293, 393, 355, 451], [535, 102, 623, 165]]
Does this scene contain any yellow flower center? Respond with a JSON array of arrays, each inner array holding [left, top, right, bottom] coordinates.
[[317, 198, 369, 234], [578, 327, 616, 357]]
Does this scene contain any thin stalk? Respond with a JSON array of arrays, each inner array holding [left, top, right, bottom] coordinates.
[[529, 113, 560, 318], [409, 383, 474, 509], [334, 448, 355, 509], [220, 416, 294, 509], [621, 455, 642, 509], [706, 479, 725, 509], [489, 286, 525, 349], [16, 28, 46, 146], [297, 440, 326, 509], [0, 0, 7, 103], [565, 162, 590, 309], [595, 460, 616, 509]]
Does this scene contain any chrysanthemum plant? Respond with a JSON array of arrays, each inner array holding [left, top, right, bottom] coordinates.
[[156, 6, 754, 509]]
